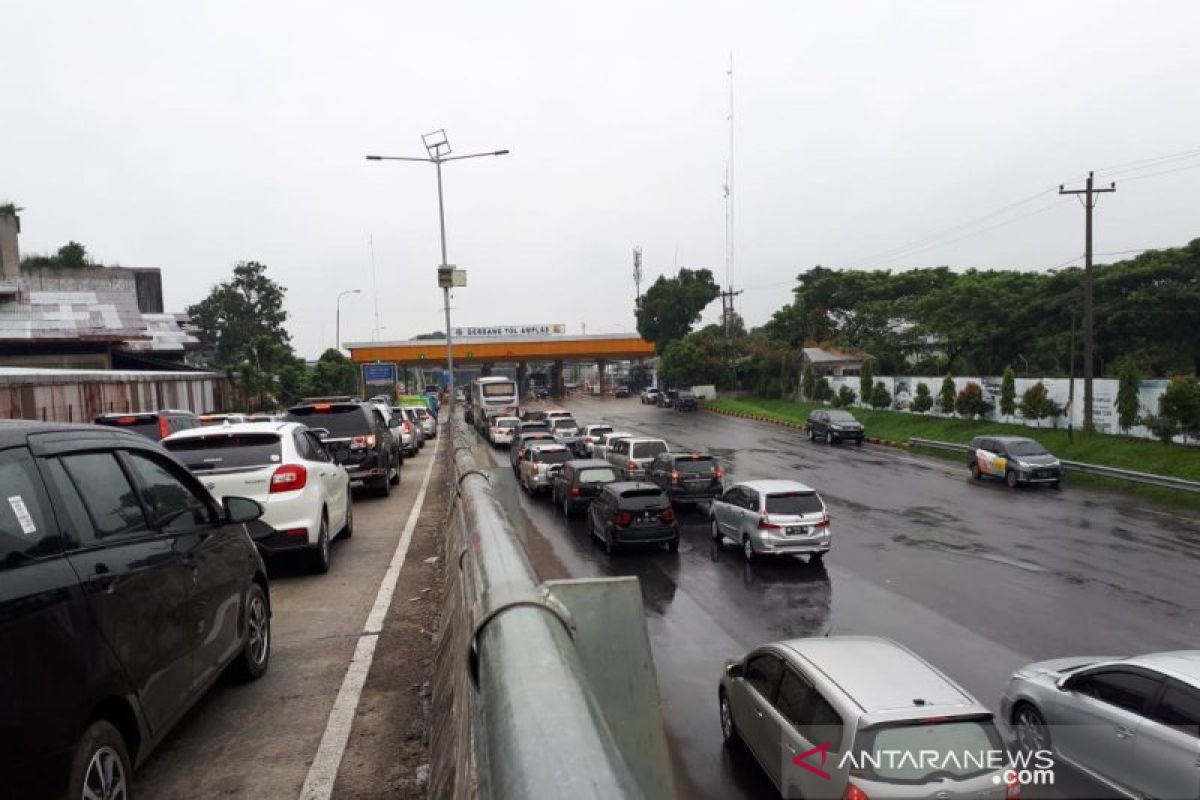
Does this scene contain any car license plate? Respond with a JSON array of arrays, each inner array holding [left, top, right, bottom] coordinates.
[[786, 526, 810, 537], [638, 512, 657, 525]]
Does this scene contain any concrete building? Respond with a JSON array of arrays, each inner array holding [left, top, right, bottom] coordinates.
[[799, 345, 873, 377]]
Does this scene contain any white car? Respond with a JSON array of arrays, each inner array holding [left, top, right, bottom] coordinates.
[[487, 416, 520, 446], [396, 407, 425, 451], [544, 409, 572, 421], [581, 424, 614, 455], [592, 430, 634, 461], [403, 404, 437, 438], [163, 422, 352, 574]]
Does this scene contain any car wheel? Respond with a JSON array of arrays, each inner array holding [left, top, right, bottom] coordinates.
[[310, 513, 331, 574], [710, 518, 723, 542], [825, 431, 834, 445], [68, 720, 132, 800], [229, 582, 271, 681], [1051, 480, 1061, 489], [1013, 703, 1051, 753], [604, 528, 616, 555], [855, 438, 864, 447], [389, 454, 401, 485], [719, 692, 740, 745], [374, 470, 390, 498], [1006, 469, 1019, 489], [562, 495, 572, 517], [742, 536, 754, 562], [666, 536, 680, 553], [340, 500, 354, 539], [970, 462, 982, 480]]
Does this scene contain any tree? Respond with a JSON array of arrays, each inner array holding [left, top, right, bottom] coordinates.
[[858, 360, 874, 408], [1115, 358, 1142, 433], [659, 333, 723, 387], [1141, 413, 1177, 444], [814, 377, 833, 402], [1019, 381, 1050, 424], [188, 261, 294, 410], [870, 382, 892, 409], [801, 364, 816, 400], [411, 331, 446, 340], [1158, 376, 1200, 442], [309, 349, 360, 397], [834, 385, 856, 407], [635, 268, 721, 353], [955, 381, 992, 418], [1000, 365, 1016, 418], [912, 381, 933, 413], [938, 375, 956, 414]]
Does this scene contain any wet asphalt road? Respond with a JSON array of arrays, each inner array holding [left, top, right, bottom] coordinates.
[[484, 397, 1200, 799]]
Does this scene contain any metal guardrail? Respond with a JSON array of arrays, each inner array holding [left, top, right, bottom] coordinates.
[[909, 437, 1200, 493], [452, 423, 661, 799]]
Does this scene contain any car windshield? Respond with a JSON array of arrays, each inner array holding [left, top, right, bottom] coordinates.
[[1007, 441, 1049, 456], [588, 426, 613, 436], [852, 719, 1003, 783], [534, 449, 571, 464], [631, 441, 668, 459], [764, 491, 823, 515], [826, 411, 857, 422], [496, 419, 519, 429], [675, 456, 715, 474], [578, 467, 617, 484], [164, 433, 282, 470], [286, 405, 369, 436]]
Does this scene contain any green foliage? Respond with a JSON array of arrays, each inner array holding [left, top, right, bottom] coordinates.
[[938, 375, 956, 414], [912, 382, 933, 413], [1115, 359, 1142, 433], [859, 360, 874, 407], [1019, 380, 1051, 423], [1000, 366, 1016, 417], [870, 382, 892, 409], [834, 385, 856, 407], [1158, 376, 1200, 442], [954, 381, 992, 418], [412, 331, 446, 340], [21, 240, 97, 270], [187, 261, 294, 411], [659, 332, 723, 387], [1141, 413, 1178, 444], [310, 349, 360, 397], [813, 377, 833, 402], [635, 268, 721, 353], [0, 202, 21, 218], [801, 364, 816, 400]]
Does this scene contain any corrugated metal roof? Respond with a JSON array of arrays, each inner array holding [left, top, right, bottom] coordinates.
[[123, 312, 199, 352], [0, 288, 148, 341]]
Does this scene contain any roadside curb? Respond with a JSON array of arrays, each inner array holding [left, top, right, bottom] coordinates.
[[704, 405, 913, 449]]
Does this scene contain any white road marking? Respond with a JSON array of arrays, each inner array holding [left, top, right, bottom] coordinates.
[[299, 432, 442, 800]]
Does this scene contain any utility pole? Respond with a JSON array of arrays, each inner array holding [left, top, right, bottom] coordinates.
[[1059, 171, 1115, 432], [720, 286, 743, 379], [1067, 308, 1076, 442]]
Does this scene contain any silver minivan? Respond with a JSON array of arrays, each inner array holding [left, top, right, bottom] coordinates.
[[710, 479, 831, 563], [720, 636, 1014, 799]]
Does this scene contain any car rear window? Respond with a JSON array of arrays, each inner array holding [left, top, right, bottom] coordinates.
[[852, 718, 1003, 783], [521, 422, 551, 431], [618, 488, 667, 508], [674, 455, 715, 473], [551, 418, 578, 429], [496, 419, 519, 429], [482, 382, 517, 397], [95, 414, 160, 438], [163, 434, 283, 470], [534, 449, 571, 464], [285, 405, 369, 436], [631, 441, 668, 459], [764, 491, 824, 515], [578, 467, 617, 484], [589, 426, 613, 436]]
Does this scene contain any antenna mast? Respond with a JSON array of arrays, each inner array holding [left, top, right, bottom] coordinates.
[[369, 234, 381, 340]]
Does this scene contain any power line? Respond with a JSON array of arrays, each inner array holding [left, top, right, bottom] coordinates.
[[1118, 160, 1200, 184], [1094, 146, 1200, 175]]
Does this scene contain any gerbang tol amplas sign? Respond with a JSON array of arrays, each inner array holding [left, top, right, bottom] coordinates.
[[451, 324, 566, 338]]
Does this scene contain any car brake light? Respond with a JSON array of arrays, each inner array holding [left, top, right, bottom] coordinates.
[[569, 486, 581, 498], [270, 464, 308, 493], [404, 422, 413, 434], [660, 507, 675, 522], [282, 527, 308, 536], [713, 467, 724, 479], [1005, 771, 1021, 800], [843, 784, 869, 800], [351, 434, 376, 449], [628, 461, 639, 470], [158, 416, 170, 439], [758, 516, 783, 530], [313, 402, 331, 411], [614, 510, 633, 526], [815, 516, 830, 529], [115, 416, 137, 425], [670, 470, 680, 482]]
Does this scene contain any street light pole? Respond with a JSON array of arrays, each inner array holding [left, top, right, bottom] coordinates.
[[366, 131, 508, 419], [336, 289, 361, 352]]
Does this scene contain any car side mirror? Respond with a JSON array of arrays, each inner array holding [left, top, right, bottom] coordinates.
[[223, 496, 264, 524], [726, 662, 744, 680]]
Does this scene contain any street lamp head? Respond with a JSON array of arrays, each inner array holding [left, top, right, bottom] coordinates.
[[494, 149, 510, 156], [422, 129, 451, 159], [365, 155, 383, 161]]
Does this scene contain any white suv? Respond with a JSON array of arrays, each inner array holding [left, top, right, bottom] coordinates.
[[164, 422, 352, 574]]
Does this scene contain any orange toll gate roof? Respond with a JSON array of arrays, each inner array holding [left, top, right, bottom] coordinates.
[[346, 333, 654, 365]]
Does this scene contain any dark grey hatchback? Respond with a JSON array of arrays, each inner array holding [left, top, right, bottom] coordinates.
[[0, 421, 271, 800], [587, 482, 679, 554]]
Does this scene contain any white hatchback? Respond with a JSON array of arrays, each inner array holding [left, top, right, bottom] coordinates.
[[487, 416, 521, 446], [163, 422, 352, 574]]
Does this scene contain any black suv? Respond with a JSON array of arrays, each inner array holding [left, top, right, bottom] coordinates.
[[0, 421, 271, 800], [587, 482, 679, 554], [95, 409, 200, 442], [285, 400, 401, 497], [550, 459, 619, 516], [674, 390, 699, 412], [646, 452, 723, 503], [968, 435, 1062, 488], [806, 408, 865, 445]]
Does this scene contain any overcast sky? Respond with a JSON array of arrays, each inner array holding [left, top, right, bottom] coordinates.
[[4, 1, 1199, 358]]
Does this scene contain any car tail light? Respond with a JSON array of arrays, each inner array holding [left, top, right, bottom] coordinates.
[[713, 467, 724, 479], [158, 416, 170, 439], [270, 464, 308, 493], [282, 527, 308, 536], [628, 461, 640, 470], [843, 784, 869, 800], [404, 422, 413, 435], [660, 507, 675, 523], [815, 516, 830, 529], [569, 486, 581, 498], [351, 434, 376, 449], [313, 402, 331, 411], [614, 510, 633, 526], [758, 516, 783, 530], [1005, 772, 1021, 800], [670, 470, 680, 482]]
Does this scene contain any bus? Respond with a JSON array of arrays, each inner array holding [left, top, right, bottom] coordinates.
[[470, 376, 519, 433]]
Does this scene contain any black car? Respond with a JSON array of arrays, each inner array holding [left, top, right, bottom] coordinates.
[[646, 452, 723, 504], [806, 408, 865, 445], [674, 390, 699, 412], [550, 459, 619, 516], [968, 435, 1063, 488], [94, 409, 200, 442], [284, 400, 401, 497], [657, 390, 678, 409], [0, 421, 271, 800], [587, 482, 679, 554]]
